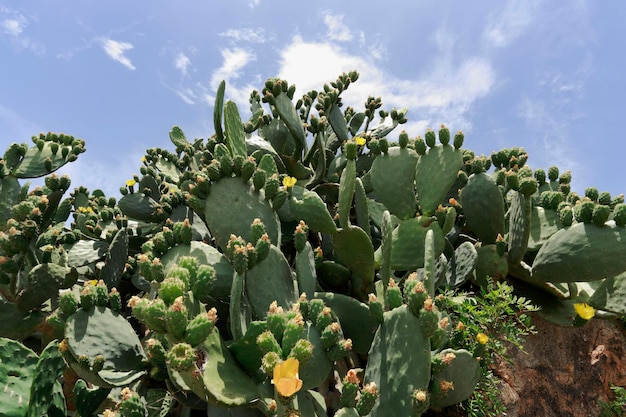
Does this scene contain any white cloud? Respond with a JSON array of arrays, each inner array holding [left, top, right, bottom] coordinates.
[[484, 0, 541, 47], [99, 38, 136, 70], [278, 36, 494, 133], [174, 52, 191, 76], [323, 13, 353, 42], [248, 0, 261, 8], [2, 18, 23, 36], [0, 9, 44, 54], [219, 28, 266, 43], [206, 48, 258, 105]]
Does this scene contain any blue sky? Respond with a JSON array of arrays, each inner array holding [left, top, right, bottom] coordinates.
[[1, 1, 624, 199]]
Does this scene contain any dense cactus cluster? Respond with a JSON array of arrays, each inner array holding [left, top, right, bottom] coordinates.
[[0, 71, 624, 417]]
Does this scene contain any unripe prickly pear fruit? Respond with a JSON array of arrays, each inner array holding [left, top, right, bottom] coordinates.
[[289, 338, 313, 364], [534, 168, 546, 184], [438, 125, 450, 145], [167, 343, 195, 371], [261, 351, 280, 375], [192, 264, 216, 299], [185, 308, 217, 346], [506, 171, 519, 191], [264, 175, 280, 200], [59, 291, 79, 316], [118, 388, 148, 417], [574, 199, 595, 224], [250, 218, 267, 243], [453, 131, 464, 149], [398, 131, 409, 148], [558, 204, 574, 227], [271, 189, 287, 210], [207, 160, 222, 181], [598, 191, 612, 206], [327, 338, 352, 361], [254, 234, 271, 263], [320, 322, 342, 350], [344, 140, 358, 160], [412, 389, 430, 415], [418, 298, 439, 337], [315, 307, 334, 333], [145, 338, 167, 367], [356, 382, 378, 416], [241, 157, 256, 183], [547, 166, 559, 181], [92, 354, 105, 372], [95, 280, 109, 307], [559, 170, 572, 184], [80, 284, 97, 310], [294, 221, 308, 252], [340, 369, 360, 408], [166, 297, 188, 341], [385, 278, 403, 310], [611, 203, 626, 226], [144, 299, 168, 333], [425, 129, 436, 148], [252, 169, 266, 191], [281, 318, 304, 357], [541, 191, 564, 210], [379, 138, 389, 154], [367, 293, 383, 324], [77, 354, 91, 369], [159, 276, 186, 305], [406, 280, 428, 317], [46, 310, 66, 334], [585, 187, 599, 202], [519, 177, 538, 197], [414, 136, 426, 155], [173, 219, 193, 245], [559, 183, 571, 195], [592, 204, 611, 227], [267, 303, 287, 343], [257, 330, 282, 355]]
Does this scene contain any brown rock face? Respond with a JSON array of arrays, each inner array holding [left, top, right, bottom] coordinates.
[[427, 314, 626, 417], [494, 314, 626, 417]]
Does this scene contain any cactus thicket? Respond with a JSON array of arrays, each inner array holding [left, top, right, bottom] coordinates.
[[0, 69, 624, 417]]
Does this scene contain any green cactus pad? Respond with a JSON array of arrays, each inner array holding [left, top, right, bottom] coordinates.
[[228, 320, 267, 382], [199, 329, 260, 406], [0, 337, 39, 417], [507, 190, 532, 264], [429, 348, 481, 409], [295, 242, 317, 299], [12, 139, 83, 178], [204, 177, 280, 251], [380, 216, 445, 271], [245, 245, 296, 318], [329, 103, 350, 143], [0, 299, 45, 340], [118, 193, 160, 222], [224, 100, 249, 159], [527, 206, 561, 252], [16, 263, 72, 312], [364, 305, 431, 417], [532, 221, 626, 283], [443, 241, 478, 288], [64, 306, 147, 388], [460, 172, 505, 244], [338, 158, 356, 229], [66, 240, 108, 268], [0, 175, 20, 226], [274, 93, 307, 159], [314, 292, 376, 355], [370, 147, 418, 220], [73, 379, 111, 417], [474, 244, 508, 286], [333, 225, 375, 301], [588, 271, 626, 315], [99, 228, 128, 289], [289, 186, 337, 234], [415, 145, 463, 215], [27, 340, 67, 417]]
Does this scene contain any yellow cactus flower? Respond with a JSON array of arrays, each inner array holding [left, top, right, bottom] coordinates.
[[272, 357, 303, 397], [574, 303, 595, 320], [126, 179, 136, 187], [282, 176, 297, 188], [355, 136, 366, 146], [477, 333, 489, 345]]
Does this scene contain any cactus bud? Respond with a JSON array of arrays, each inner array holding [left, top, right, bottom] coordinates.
[[541, 191, 564, 210], [118, 388, 148, 417], [398, 130, 409, 148], [558, 204, 574, 227], [379, 138, 389, 154], [598, 191, 612, 206], [451, 131, 464, 149], [144, 299, 167, 333], [92, 354, 105, 372], [159, 276, 186, 305], [173, 219, 193, 245], [192, 264, 216, 299], [80, 284, 96, 310], [167, 342, 195, 371], [425, 129, 436, 148], [264, 175, 280, 200], [412, 389, 430, 415], [59, 291, 79, 316], [612, 203, 626, 226], [574, 199, 595, 224], [281, 318, 304, 357], [356, 382, 378, 416], [95, 280, 109, 307], [271, 189, 287, 210], [327, 338, 352, 361], [344, 140, 358, 160], [414, 136, 426, 155], [340, 369, 360, 408], [294, 221, 308, 252], [77, 354, 91, 369], [288, 339, 313, 364], [592, 204, 610, 227], [406, 280, 428, 317], [46, 310, 66, 333], [559, 170, 572, 184], [506, 171, 519, 191], [261, 351, 281, 375], [585, 187, 599, 202], [315, 307, 334, 333], [385, 278, 403, 310], [145, 338, 167, 367], [519, 177, 538, 197], [252, 169, 266, 191], [367, 293, 384, 324], [166, 297, 188, 341], [548, 166, 559, 182], [185, 308, 217, 346]]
